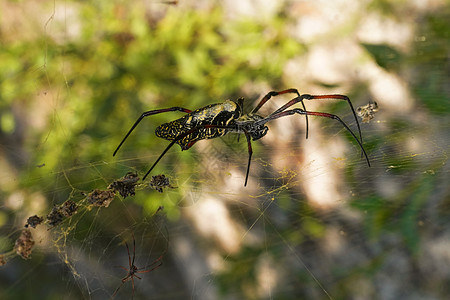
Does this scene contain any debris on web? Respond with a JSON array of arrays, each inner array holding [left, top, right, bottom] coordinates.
[[87, 189, 116, 207], [61, 200, 78, 217], [149, 174, 174, 193], [1, 171, 162, 264], [108, 172, 139, 198], [14, 229, 35, 260], [46, 199, 79, 227], [25, 215, 44, 228], [47, 206, 65, 227], [357, 101, 379, 123]]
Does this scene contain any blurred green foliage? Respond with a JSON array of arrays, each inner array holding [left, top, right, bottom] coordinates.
[[0, 2, 303, 190], [1, 0, 449, 299], [351, 170, 437, 254], [362, 8, 449, 114], [362, 43, 404, 71]]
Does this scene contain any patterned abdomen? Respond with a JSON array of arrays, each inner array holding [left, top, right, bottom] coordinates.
[[155, 100, 240, 150]]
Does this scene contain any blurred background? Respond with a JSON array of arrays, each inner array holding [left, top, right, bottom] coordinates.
[[0, 0, 449, 299]]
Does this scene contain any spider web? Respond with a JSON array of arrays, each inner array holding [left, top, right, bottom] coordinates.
[[1, 1, 449, 300]]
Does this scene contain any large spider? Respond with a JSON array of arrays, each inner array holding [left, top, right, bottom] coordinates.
[[113, 89, 370, 186], [111, 233, 166, 299]]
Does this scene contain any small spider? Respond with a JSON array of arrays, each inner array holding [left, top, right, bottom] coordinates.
[[111, 233, 167, 299], [113, 89, 370, 186]]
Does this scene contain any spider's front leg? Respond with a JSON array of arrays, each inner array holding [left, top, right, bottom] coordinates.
[[265, 108, 371, 167], [270, 94, 363, 145], [251, 89, 310, 139]]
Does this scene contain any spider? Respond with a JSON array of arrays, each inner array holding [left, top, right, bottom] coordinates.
[[113, 89, 370, 186], [111, 233, 167, 299]]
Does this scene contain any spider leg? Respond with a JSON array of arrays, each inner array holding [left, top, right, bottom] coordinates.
[[111, 281, 125, 299], [140, 245, 166, 271], [131, 276, 135, 300], [270, 94, 363, 146], [111, 235, 136, 299], [142, 124, 229, 180], [131, 233, 136, 267], [251, 89, 309, 139], [139, 224, 169, 272], [251, 89, 302, 114], [117, 266, 129, 272], [143, 136, 184, 180], [138, 260, 163, 274], [242, 130, 253, 186], [112, 272, 132, 299], [113, 107, 192, 156], [236, 97, 245, 143], [124, 241, 133, 271], [265, 109, 371, 167], [143, 124, 246, 183]]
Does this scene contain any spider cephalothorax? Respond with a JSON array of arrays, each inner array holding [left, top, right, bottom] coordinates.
[[235, 113, 269, 141], [113, 89, 370, 186]]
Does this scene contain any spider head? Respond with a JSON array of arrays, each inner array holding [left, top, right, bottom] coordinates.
[[237, 114, 269, 141], [249, 125, 268, 141]]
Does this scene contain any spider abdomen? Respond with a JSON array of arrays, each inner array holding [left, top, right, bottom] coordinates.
[[155, 100, 240, 150]]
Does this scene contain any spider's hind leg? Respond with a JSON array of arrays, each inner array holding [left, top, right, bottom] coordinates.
[[113, 107, 192, 157]]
